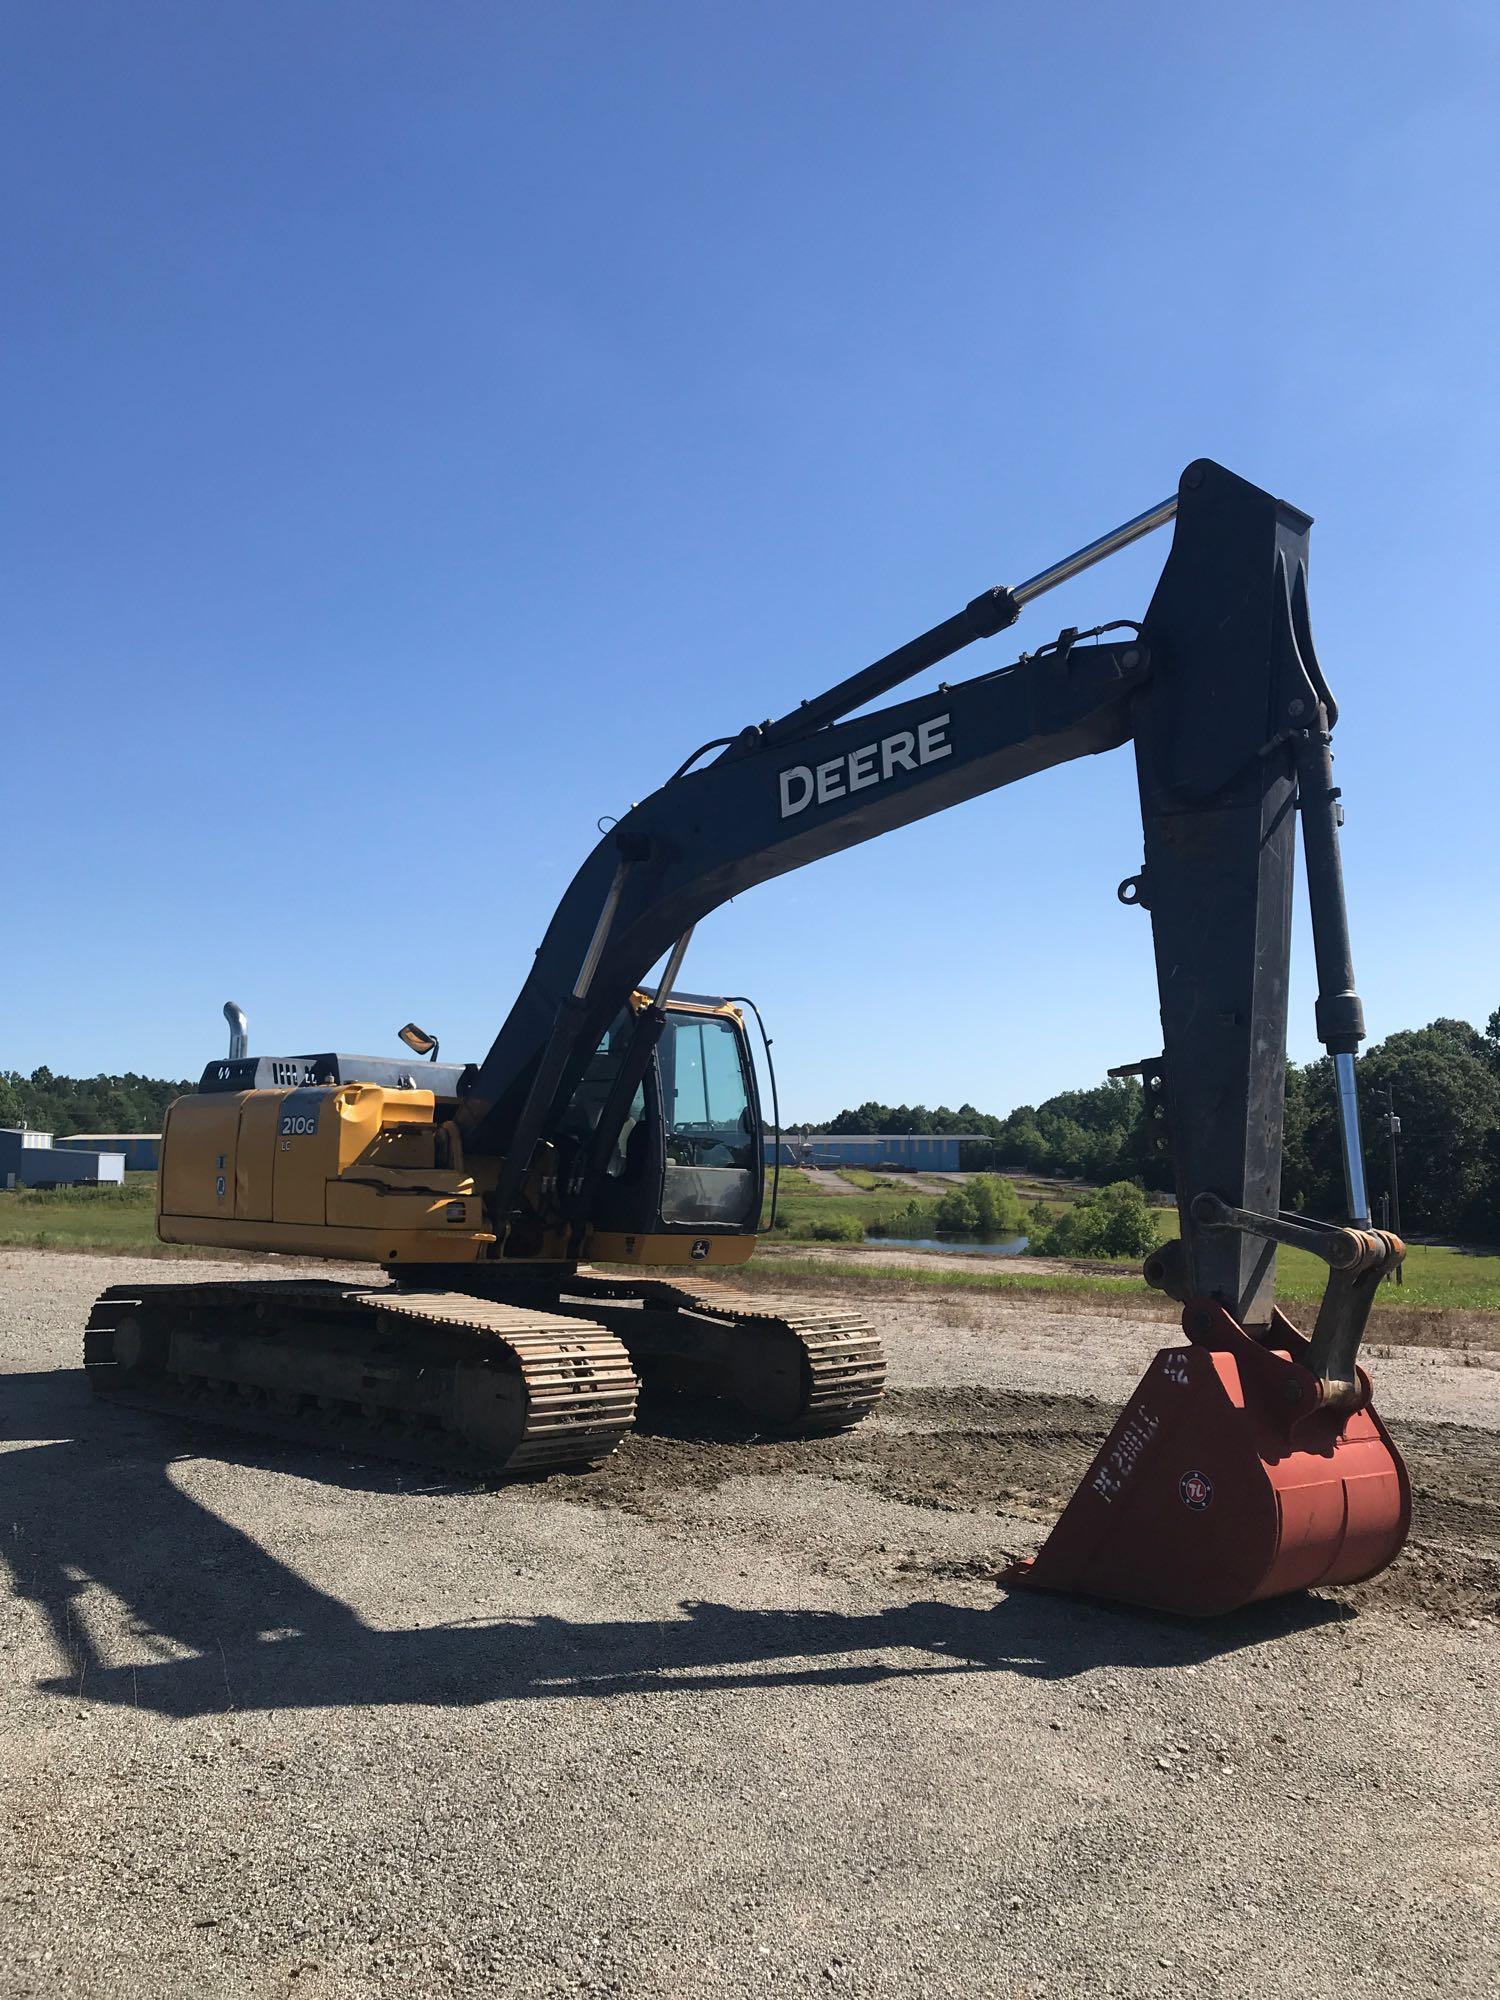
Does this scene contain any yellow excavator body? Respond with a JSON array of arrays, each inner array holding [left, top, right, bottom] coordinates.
[[90, 988, 835, 1481], [155, 991, 764, 1272], [156, 1083, 495, 1263]]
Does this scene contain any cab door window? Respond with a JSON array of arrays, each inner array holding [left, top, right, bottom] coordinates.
[[659, 1015, 758, 1225]]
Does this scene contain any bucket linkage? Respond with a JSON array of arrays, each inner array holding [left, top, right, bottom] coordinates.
[[1004, 1201, 1410, 1617]]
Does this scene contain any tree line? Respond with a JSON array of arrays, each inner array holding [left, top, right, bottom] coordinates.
[[8, 1007, 1498, 1242], [813, 1008, 1500, 1243], [0, 1069, 191, 1138]]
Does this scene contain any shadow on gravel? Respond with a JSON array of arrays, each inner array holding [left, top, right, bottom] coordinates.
[[5, 1363, 1349, 1720]]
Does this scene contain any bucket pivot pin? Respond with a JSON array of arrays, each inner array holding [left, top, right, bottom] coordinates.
[[1188, 1194, 1404, 1408]]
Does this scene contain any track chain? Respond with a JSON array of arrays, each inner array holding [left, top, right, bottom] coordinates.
[[84, 1280, 637, 1478], [562, 1271, 887, 1432]]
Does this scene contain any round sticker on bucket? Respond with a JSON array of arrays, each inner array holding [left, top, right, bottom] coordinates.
[[1179, 1469, 1213, 1511]]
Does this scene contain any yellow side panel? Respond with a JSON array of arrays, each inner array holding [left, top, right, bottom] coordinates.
[[325, 1183, 487, 1234], [158, 1083, 472, 1259], [270, 1085, 388, 1226], [158, 1214, 493, 1262], [234, 1092, 281, 1221], [367, 1089, 438, 1131], [158, 1094, 240, 1229]]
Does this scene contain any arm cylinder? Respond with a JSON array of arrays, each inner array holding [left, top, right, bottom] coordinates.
[[1294, 715, 1370, 1224], [1011, 495, 1178, 606], [1332, 1053, 1370, 1226], [759, 493, 1178, 747]]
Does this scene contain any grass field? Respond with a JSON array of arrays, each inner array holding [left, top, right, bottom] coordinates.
[[745, 1240, 1500, 1315], [829, 1166, 911, 1193], [0, 1176, 206, 1256], [5, 1173, 1498, 1315]]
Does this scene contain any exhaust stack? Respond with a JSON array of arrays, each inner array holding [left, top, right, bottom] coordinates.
[[223, 1001, 249, 1060]]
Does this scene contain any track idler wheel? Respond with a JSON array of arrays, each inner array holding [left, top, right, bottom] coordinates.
[[112, 1310, 169, 1378], [448, 1362, 531, 1462], [729, 1324, 808, 1426], [1003, 1299, 1411, 1616]]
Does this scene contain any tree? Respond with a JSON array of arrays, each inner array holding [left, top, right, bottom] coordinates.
[[1027, 1181, 1158, 1259], [0, 1068, 191, 1138], [931, 1174, 1026, 1237], [1289, 1021, 1500, 1239]]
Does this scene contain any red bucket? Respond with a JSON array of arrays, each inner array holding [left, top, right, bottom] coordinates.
[[1003, 1299, 1410, 1617]]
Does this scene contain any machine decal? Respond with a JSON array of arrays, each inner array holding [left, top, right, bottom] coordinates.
[[1162, 1352, 1190, 1385], [1089, 1404, 1159, 1503], [777, 713, 952, 819], [1179, 1469, 1213, 1511], [691, 1239, 710, 1259], [278, 1090, 323, 1138]]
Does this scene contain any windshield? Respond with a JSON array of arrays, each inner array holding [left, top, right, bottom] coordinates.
[[562, 1008, 760, 1229], [661, 1015, 754, 1165]]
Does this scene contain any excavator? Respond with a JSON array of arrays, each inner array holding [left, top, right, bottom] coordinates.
[[85, 459, 1412, 1615]]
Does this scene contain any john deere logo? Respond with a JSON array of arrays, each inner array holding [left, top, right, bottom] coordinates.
[[777, 714, 952, 819], [691, 1240, 710, 1260], [1179, 1469, 1213, 1511]]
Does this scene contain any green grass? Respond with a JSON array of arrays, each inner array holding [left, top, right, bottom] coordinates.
[[6, 1171, 1498, 1317], [0, 1175, 205, 1255], [748, 1239, 1500, 1314], [1274, 1241, 1500, 1312], [832, 1167, 908, 1193], [763, 1180, 926, 1240]]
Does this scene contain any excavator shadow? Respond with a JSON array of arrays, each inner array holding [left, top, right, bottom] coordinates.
[[2, 1362, 1350, 1721]]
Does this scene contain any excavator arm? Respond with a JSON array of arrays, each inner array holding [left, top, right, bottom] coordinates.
[[458, 459, 1377, 1339]]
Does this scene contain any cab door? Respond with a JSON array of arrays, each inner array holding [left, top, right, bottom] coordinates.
[[655, 1011, 763, 1232]]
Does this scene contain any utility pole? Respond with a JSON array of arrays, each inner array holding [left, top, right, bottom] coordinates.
[[1382, 1083, 1403, 1284]]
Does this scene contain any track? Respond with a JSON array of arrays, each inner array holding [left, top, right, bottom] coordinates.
[[557, 1272, 887, 1432], [83, 1280, 638, 1477]]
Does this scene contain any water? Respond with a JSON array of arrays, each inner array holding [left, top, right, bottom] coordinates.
[[871, 1234, 1030, 1257]]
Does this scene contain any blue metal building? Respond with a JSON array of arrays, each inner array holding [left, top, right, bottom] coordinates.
[[764, 1132, 979, 1172], [54, 1133, 162, 1172], [0, 1128, 126, 1188]]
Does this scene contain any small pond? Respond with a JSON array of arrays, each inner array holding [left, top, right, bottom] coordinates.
[[869, 1234, 1030, 1257]]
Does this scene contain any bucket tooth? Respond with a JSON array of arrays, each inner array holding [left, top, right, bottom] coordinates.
[[1003, 1300, 1410, 1617]]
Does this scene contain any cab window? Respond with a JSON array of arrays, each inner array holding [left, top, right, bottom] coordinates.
[[658, 1013, 759, 1225], [562, 1015, 646, 1181], [662, 1016, 754, 1167]]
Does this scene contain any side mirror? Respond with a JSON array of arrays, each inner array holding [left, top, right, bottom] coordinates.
[[398, 1022, 440, 1062]]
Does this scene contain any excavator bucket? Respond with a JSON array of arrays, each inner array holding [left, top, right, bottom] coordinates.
[[1003, 1298, 1410, 1617]]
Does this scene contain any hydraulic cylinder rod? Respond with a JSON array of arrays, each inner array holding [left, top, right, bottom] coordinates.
[[760, 492, 1179, 747], [1011, 494, 1179, 607], [1294, 713, 1370, 1225]]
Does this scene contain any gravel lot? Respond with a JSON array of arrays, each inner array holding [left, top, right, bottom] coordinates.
[[3, 1251, 1497, 1999]]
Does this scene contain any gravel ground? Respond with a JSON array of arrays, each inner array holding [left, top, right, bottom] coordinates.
[[3, 1251, 1498, 1999]]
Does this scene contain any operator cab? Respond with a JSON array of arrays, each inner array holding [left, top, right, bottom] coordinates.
[[560, 993, 764, 1240]]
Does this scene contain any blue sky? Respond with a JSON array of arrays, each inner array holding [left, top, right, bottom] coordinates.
[[4, 3, 1496, 1119]]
